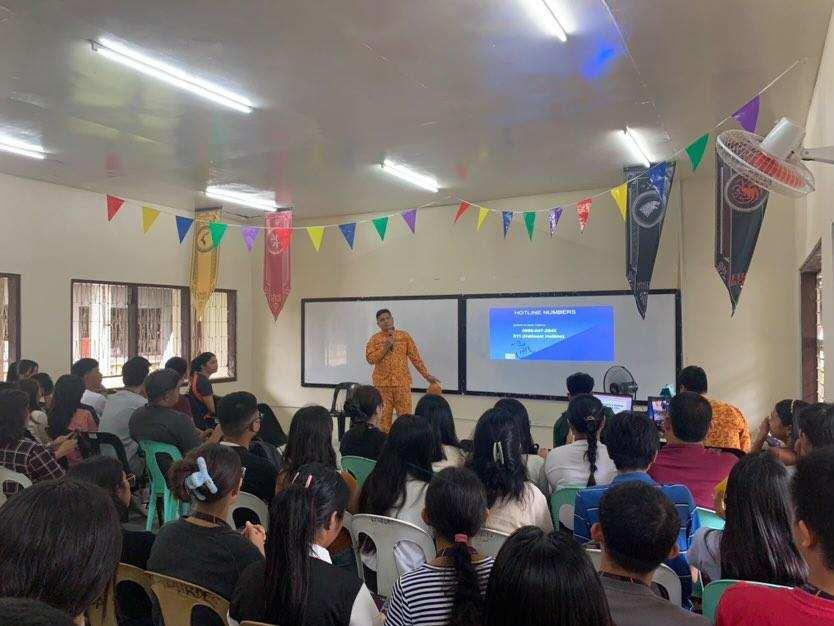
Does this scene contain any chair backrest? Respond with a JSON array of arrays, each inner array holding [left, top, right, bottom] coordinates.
[[702, 579, 791, 622], [138, 440, 182, 491], [330, 382, 360, 439], [696, 507, 726, 531], [150, 572, 230, 626], [348, 513, 436, 598], [83, 431, 132, 474], [88, 562, 153, 626], [227, 491, 270, 528], [0, 466, 32, 505], [585, 548, 682, 607], [549, 486, 583, 530], [341, 455, 377, 488], [471, 527, 510, 558]]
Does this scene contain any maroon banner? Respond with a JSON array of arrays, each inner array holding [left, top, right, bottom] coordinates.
[[264, 211, 293, 320]]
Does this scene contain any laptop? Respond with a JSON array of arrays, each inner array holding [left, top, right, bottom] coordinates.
[[593, 393, 634, 414]]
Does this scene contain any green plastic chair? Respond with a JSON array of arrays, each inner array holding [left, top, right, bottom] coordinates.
[[696, 507, 726, 531], [341, 456, 377, 488], [139, 440, 185, 531], [703, 579, 791, 622], [549, 486, 584, 530]]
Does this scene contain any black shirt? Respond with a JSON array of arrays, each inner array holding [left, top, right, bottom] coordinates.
[[222, 442, 279, 504], [339, 424, 387, 460]]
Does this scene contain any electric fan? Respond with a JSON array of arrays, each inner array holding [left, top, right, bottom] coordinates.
[[603, 366, 638, 397], [716, 117, 834, 198]]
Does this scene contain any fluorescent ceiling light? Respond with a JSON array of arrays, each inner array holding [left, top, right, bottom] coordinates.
[[0, 135, 46, 160], [520, 0, 568, 41], [380, 159, 439, 193], [622, 127, 652, 168], [205, 186, 277, 211], [91, 38, 254, 114]]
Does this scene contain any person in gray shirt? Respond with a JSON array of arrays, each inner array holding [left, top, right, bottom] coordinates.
[[100, 356, 150, 474], [591, 481, 708, 626]]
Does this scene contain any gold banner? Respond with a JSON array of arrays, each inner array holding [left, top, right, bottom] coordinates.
[[190, 208, 222, 320]]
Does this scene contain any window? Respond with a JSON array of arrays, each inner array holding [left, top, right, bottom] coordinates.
[[801, 242, 822, 402], [0, 274, 21, 380], [192, 289, 236, 379]]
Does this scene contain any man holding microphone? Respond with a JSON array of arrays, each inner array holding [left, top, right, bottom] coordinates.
[[365, 308, 439, 432]]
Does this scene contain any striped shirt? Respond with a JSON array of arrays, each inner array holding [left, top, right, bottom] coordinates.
[[385, 557, 494, 626]]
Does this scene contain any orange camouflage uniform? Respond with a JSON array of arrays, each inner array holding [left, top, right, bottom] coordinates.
[[365, 330, 430, 432], [705, 398, 752, 452]]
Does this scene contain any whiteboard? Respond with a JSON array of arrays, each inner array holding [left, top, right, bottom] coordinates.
[[302, 298, 460, 391]]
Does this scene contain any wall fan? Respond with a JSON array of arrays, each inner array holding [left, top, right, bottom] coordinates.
[[603, 365, 638, 397]]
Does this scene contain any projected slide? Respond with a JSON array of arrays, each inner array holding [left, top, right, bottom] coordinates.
[[489, 306, 615, 362]]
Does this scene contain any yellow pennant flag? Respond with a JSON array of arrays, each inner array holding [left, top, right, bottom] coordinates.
[[142, 206, 160, 233], [611, 183, 628, 221], [476, 207, 490, 231], [306, 226, 325, 251]]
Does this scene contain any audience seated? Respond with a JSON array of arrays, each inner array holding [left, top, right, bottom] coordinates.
[[99, 356, 150, 474], [386, 466, 493, 626], [230, 462, 380, 626], [495, 397, 548, 491], [340, 385, 388, 460], [18, 378, 48, 444], [793, 402, 834, 457], [544, 394, 616, 493], [33, 372, 53, 409], [468, 408, 553, 534], [217, 391, 278, 504], [163, 356, 193, 418], [552, 372, 614, 447], [359, 413, 435, 576], [0, 598, 75, 626], [648, 392, 738, 508], [148, 443, 265, 602], [484, 527, 614, 626], [416, 393, 466, 470], [0, 479, 122, 624], [751, 399, 807, 462], [71, 358, 106, 418], [6, 359, 38, 383], [47, 374, 97, 465], [689, 451, 807, 587], [592, 481, 708, 625], [717, 447, 834, 625], [678, 366, 750, 453], [189, 352, 218, 429]]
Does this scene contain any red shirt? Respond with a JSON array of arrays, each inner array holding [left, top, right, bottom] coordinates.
[[717, 584, 834, 626], [647, 443, 737, 508]]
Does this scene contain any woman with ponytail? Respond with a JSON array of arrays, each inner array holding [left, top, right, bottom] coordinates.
[[6, 359, 38, 382], [544, 394, 617, 493], [189, 352, 219, 429], [148, 443, 265, 601], [467, 408, 552, 534], [230, 463, 381, 626], [340, 385, 387, 459], [386, 467, 493, 626]]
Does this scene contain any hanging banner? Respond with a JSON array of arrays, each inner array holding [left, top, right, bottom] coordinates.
[[610, 183, 628, 221], [577, 198, 592, 232], [548, 207, 563, 236], [624, 162, 676, 318], [306, 226, 325, 251], [524, 212, 536, 241], [241, 226, 259, 251], [106, 195, 124, 221], [264, 210, 293, 320], [714, 151, 769, 314], [477, 207, 490, 231], [190, 208, 222, 320], [141, 207, 160, 233], [372, 216, 389, 241], [339, 222, 357, 249], [454, 201, 471, 223], [208, 222, 228, 248], [402, 209, 417, 234], [176, 216, 194, 243], [686, 133, 709, 171], [732, 95, 760, 133], [502, 211, 514, 238]]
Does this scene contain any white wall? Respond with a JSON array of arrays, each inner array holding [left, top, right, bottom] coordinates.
[[0, 172, 254, 395]]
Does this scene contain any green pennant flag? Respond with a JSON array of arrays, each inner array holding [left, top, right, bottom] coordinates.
[[208, 222, 228, 248], [524, 211, 536, 241], [372, 216, 389, 241], [686, 133, 710, 171]]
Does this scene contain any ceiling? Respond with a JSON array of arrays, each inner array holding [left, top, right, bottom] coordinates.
[[0, 0, 831, 218]]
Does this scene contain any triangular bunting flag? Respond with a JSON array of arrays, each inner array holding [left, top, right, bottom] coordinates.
[[176, 216, 194, 243], [106, 195, 124, 221], [648, 162, 669, 196], [372, 216, 389, 241], [686, 133, 710, 171], [454, 201, 470, 223], [502, 211, 514, 238], [548, 207, 563, 237], [477, 207, 490, 231], [610, 183, 628, 221], [577, 197, 592, 232], [141, 206, 160, 233], [732, 95, 760, 133], [241, 226, 259, 251], [401, 209, 417, 234], [306, 226, 325, 251], [339, 223, 356, 249], [208, 222, 228, 248], [524, 212, 536, 241]]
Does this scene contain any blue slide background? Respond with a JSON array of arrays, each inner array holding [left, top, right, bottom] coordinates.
[[489, 306, 615, 361]]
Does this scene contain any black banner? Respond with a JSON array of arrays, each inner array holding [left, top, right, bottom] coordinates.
[[714, 151, 769, 314], [624, 162, 676, 318]]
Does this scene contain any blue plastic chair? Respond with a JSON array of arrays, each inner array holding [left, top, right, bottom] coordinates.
[[549, 486, 584, 530], [696, 507, 726, 531], [139, 440, 185, 531]]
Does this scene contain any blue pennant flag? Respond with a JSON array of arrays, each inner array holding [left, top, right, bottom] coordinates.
[[502, 211, 514, 238], [339, 222, 357, 249], [176, 216, 194, 243], [648, 162, 669, 197]]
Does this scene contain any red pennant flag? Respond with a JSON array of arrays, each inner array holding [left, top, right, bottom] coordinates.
[[264, 211, 293, 320], [106, 195, 125, 221], [454, 201, 471, 223], [577, 197, 592, 233]]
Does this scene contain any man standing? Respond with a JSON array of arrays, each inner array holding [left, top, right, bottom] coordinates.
[[365, 309, 439, 432]]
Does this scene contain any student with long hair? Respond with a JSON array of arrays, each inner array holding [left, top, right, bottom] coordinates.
[[0, 598, 75, 626], [230, 463, 381, 626], [484, 527, 614, 626], [689, 451, 807, 586], [0, 479, 122, 625], [46, 374, 97, 465], [467, 408, 552, 534], [148, 443, 265, 600], [545, 394, 616, 493], [386, 467, 493, 626], [416, 393, 465, 470], [33, 372, 53, 409], [18, 378, 48, 444], [793, 402, 834, 458], [495, 397, 548, 491], [751, 399, 808, 461], [71, 358, 106, 418], [6, 359, 38, 382], [189, 352, 219, 429], [340, 385, 387, 460], [164, 356, 193, 417]]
